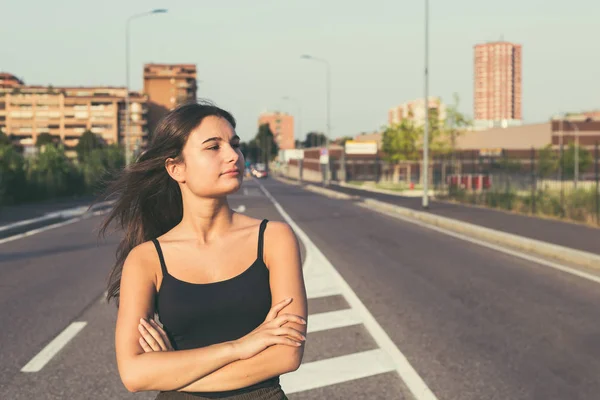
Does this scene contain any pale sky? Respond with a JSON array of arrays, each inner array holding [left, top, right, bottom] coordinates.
[[1, 0, 598, 142]]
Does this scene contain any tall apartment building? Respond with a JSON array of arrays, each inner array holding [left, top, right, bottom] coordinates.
[[143, 64, 197, 133], [258, 112, 295, 150], [388, 97, 447, 127], [474, 41, 522, 129], [0, 73, 148, 152]]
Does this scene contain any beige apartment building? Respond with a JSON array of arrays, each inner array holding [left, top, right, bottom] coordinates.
[[0, 73, 148, 152], [143, 63, 197, 133], [388, 97, 447, 127], [258, 111, 295, 150]]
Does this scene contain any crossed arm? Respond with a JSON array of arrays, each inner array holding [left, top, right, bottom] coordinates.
[[115, 222, 307, 393]]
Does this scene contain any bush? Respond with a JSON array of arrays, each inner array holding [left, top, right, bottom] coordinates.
[[0, 143, 125, 207], [442, 184, 599, 226]]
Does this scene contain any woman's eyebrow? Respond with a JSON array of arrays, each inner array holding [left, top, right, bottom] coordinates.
[[202, 135, 240, 144]]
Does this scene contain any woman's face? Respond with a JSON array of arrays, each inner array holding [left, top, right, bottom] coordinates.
[[178, 116, 245, 198]]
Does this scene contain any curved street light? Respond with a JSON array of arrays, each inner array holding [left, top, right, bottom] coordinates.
[[301, 54, 331, 183]]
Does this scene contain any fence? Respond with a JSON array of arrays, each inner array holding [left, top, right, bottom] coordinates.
[[432, 143, 600, 226], [283, 143, 600, 226]]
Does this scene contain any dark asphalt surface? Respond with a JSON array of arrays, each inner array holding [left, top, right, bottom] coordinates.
[[324, 182, 600, 255], [1, 178, 599, 399], [264, 178, 600, 399]]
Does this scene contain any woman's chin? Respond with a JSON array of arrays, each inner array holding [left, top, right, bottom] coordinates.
[[220, 179, 243, 196]]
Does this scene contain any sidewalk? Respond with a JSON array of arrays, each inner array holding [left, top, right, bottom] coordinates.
[[0, 196, 96, 226], [326, 182, 600, 256]]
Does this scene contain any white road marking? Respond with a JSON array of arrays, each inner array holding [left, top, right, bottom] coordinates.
[[280, 349, 396, 394], [307, 309, 362, 333], [0, 210, 108, 246], [21, 322, 87, 373], [305, 275, 343, 299], [243, 188, 249, 196], [258, 182, 439, 400], [362, 202, 600, 286]]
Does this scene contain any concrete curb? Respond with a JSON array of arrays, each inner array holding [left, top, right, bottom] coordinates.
[[275, 177, 600, 271], [359, 198, 600, 271], [338, 181, 436, 198], [0, 200, 115, 240]]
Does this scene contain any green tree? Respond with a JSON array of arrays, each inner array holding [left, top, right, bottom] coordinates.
[[422, 107, 449, 154], [103, 144, 125, 171], [0, 144, 26, 206], [26, 143, 75, 198], [303, 132, 327, 148], [35, 132, 57, 148], [79, 145, 125, 194], [0, 128, 11, 146], [442, 93, 471, 153], [382, 120, 420, 163], [561, 144, 592, 180], [245, 139, 263, 163], [537, 145, 558, 178], [382, 119, 420, 182], [75, 130, 103, 162], [255, 124, 279, 165]]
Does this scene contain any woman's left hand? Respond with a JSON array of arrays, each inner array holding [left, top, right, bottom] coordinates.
[[138, 318, 174, 352]]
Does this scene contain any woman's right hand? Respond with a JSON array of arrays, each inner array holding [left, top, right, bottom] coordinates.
[[232, 298, 307, 360]]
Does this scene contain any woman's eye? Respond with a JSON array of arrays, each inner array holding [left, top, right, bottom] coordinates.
[[208, 145, 219, 151]]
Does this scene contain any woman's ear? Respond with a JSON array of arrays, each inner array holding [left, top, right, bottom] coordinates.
[[165, 158, 186, 183]]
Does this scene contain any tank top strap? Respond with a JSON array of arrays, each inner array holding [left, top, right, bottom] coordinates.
[[151, 238, 169, 277], [257, 219, 269, 262]]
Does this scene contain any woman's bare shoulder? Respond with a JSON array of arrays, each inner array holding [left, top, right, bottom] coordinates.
[[123, 240, 161, 278]]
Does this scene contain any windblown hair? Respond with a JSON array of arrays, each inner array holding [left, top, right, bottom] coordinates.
[[98, 102, 236, 304]]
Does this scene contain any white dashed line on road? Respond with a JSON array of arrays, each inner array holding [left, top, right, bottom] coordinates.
[[257, 181, 439, 400], [21, 322, 87, 373]]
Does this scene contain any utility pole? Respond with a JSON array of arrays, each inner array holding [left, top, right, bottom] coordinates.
[[422, 0, 430, 208]]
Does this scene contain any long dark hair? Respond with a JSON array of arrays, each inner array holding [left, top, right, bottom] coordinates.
[[99, 102, 236, 304]]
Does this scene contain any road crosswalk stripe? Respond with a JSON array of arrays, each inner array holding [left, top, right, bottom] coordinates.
[[258, 180, 439, 400], [306, 309, 362, 334], [280, 349, 396, 394]]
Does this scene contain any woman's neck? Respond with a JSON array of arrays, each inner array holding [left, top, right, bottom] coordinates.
[[177, 195, 234, 244]]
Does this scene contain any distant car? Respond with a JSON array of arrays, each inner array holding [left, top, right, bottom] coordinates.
[[252, 163, 268, 179]]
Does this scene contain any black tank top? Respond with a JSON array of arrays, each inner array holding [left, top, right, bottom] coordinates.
[[151, 219, 279, 398]]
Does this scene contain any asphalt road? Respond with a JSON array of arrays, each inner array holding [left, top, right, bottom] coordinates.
[[1, 178, 599, 399]]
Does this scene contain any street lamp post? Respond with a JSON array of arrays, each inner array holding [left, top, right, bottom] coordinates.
[[422, 0, 430, 208], [301, 54, 331, 184], [564, 120, 581, 188], [125, 8, 167, 166], [561, 119, 579, 189]]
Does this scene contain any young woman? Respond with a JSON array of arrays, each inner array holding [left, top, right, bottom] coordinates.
[[100, 102, 308, 399]]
